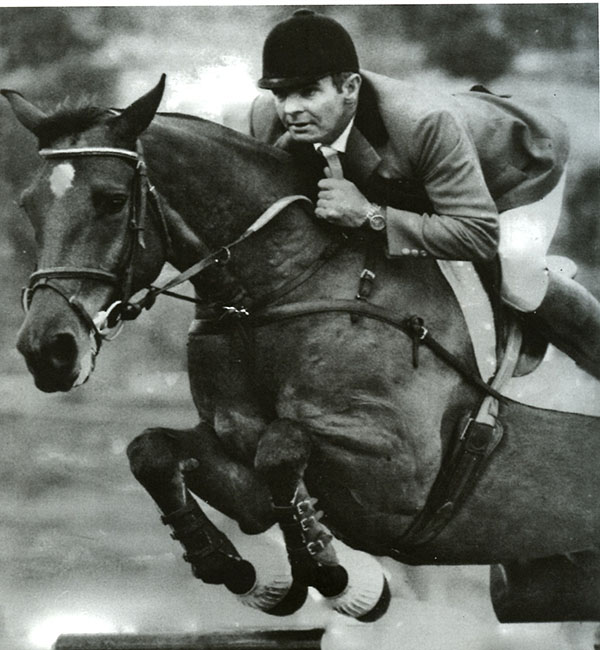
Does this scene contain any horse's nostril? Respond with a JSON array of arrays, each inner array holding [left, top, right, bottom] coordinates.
[[42, 332, 78, 370]]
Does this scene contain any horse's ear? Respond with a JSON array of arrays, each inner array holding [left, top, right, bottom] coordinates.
[[1, 89, 47, 135], [111, 74, 166, 138]]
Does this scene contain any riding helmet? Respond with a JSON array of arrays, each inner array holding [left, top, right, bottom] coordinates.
[[258, 9, 359, 89]]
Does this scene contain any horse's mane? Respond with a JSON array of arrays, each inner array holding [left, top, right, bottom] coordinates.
[[153, 111, 292, 165], [37, 100, 292, 171], [37, 102, 112, 148]]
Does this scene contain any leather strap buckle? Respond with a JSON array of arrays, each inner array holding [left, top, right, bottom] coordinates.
[[300, 515, 315, 531]]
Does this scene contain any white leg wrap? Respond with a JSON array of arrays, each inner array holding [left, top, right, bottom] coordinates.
[[325, 541, 387, 618], [234, 528, 294, 612], [237, 573, 294, 612]]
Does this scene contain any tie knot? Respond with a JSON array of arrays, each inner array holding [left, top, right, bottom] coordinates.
[[318, 146, 344, 179]]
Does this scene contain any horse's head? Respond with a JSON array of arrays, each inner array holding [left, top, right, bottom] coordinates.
[[2, 76, 168, 392]]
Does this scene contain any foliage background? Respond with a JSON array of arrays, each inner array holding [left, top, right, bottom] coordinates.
[[0, 5, 598, 650]]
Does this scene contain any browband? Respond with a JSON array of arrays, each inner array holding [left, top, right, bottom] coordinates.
[[39, 147, 139, 162]]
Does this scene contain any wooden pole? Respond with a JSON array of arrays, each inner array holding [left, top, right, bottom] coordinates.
[[53, 628, 324, 650]]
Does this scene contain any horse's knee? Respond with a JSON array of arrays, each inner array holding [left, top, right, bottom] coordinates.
[[127, 427, 179, 484], [254, 419, 311, 481]]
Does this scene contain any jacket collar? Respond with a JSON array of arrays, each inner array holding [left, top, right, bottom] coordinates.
[[274, 73, 387, 185]]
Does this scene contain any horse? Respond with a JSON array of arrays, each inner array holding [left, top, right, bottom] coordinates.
[[3, 76, 600, 623]]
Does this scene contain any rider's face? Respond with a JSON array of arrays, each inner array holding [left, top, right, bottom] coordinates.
[[272, 75, 360, 144]]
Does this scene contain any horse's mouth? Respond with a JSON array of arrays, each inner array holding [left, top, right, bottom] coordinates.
[[25, 347, 96, 393], [33, 370, 81, 393]]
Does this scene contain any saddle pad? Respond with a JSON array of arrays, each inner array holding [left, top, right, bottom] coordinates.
[[437, 260, 497, 382], [437, 260, 600, 416], [503, 345, 600, 416]]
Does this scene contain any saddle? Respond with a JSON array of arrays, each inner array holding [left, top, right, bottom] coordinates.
[[451, 253, 580, 382]]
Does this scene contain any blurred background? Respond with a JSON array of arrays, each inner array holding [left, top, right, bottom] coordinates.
[[0, 5, 598, 650]]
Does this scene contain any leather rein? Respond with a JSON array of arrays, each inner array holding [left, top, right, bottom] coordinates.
[[22, 142, 310, 355], [24, 141, 504, 402], [25, 140, 508, 553]]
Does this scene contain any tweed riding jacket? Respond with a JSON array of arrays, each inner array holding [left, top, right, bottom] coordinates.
[[249, 71, 569, 262]]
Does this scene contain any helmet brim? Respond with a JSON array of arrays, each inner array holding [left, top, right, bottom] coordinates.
[[258, 73, 330, 90]]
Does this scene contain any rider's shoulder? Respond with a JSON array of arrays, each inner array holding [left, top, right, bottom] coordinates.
[[361, 70, 466, 139]]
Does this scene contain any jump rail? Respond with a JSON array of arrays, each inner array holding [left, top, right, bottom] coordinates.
[[53, 628, 324, 650]]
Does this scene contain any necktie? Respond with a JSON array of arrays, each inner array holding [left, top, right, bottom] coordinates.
[[318, 145, 344, 180]]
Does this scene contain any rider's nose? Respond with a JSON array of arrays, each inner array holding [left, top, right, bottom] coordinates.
[[283, 95, 303, 115]]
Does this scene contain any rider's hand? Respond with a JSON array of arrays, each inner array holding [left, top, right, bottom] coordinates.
[[315, 168, 371, 228]]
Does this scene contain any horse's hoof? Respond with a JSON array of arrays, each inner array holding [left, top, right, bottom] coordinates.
[[265, 580, 309, 616], [325, 543, 389, 620]]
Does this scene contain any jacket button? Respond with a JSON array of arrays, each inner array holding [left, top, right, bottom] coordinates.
[[401, 248, 410, 255]]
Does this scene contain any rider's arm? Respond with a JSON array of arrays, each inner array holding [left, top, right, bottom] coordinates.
[[383, 109, 499, 262]]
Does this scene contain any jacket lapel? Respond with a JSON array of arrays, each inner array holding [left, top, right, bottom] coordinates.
[[275, 126, 383, 188], [344, 126, 382, 186]]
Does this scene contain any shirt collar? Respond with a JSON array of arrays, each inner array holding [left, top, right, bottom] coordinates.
[[313, 116, 355, 154]]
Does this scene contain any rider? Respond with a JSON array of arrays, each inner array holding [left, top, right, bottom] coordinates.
[[249, 8, 600, 380]]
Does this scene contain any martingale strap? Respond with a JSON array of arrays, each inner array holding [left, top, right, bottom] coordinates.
[[121, 194, 313, 319]]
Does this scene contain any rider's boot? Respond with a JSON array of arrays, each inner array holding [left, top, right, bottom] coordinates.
[[531, 271, 600, 379], [161, 498, 256, 594]]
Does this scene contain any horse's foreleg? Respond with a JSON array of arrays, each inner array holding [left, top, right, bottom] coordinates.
[[127, 426, 260, 595], [255, 418, 390, 621], [127, 423, 307, 616]]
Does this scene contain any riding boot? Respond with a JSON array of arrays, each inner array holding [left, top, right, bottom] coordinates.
[[162, 499, 255, 594], [531, 271, 600, 379]]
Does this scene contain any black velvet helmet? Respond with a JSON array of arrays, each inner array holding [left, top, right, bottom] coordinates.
[[258, 9, 359, 90]]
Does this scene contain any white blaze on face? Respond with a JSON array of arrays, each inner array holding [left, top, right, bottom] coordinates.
[[49, 162, 75, 198]]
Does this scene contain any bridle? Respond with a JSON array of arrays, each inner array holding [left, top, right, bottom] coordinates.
[[22, 141, 310, 355], [21, 143, 160, 353], [22, 140, 511, 551]]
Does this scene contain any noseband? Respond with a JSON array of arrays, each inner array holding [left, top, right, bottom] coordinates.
[[22, 143, 168, 351], [23, 143, 311, 354]]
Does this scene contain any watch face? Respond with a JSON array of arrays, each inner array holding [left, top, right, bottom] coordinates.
[[369, 214, 386, 231]]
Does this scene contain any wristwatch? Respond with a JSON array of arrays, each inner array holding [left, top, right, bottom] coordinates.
[[364, 203, 386, 231]]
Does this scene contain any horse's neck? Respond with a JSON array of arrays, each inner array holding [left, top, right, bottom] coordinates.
[[143, 117, 331, 300]]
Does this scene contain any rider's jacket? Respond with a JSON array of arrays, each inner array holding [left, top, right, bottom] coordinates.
[[249, 70, 570, 263]]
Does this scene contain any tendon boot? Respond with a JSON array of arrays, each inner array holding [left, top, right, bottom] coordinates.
[[272, 483, 348, 597], [531, 271, 600, 379], [161, 499, 255, 594]]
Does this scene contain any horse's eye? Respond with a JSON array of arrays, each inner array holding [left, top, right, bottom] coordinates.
[[94, 192, 128, 216]]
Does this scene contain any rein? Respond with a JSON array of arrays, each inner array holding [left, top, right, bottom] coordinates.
[[24, 142, 312, 351], [28, 138, 508, 553], [23, 145, 152, 349], [27, 142, 501, 402]]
